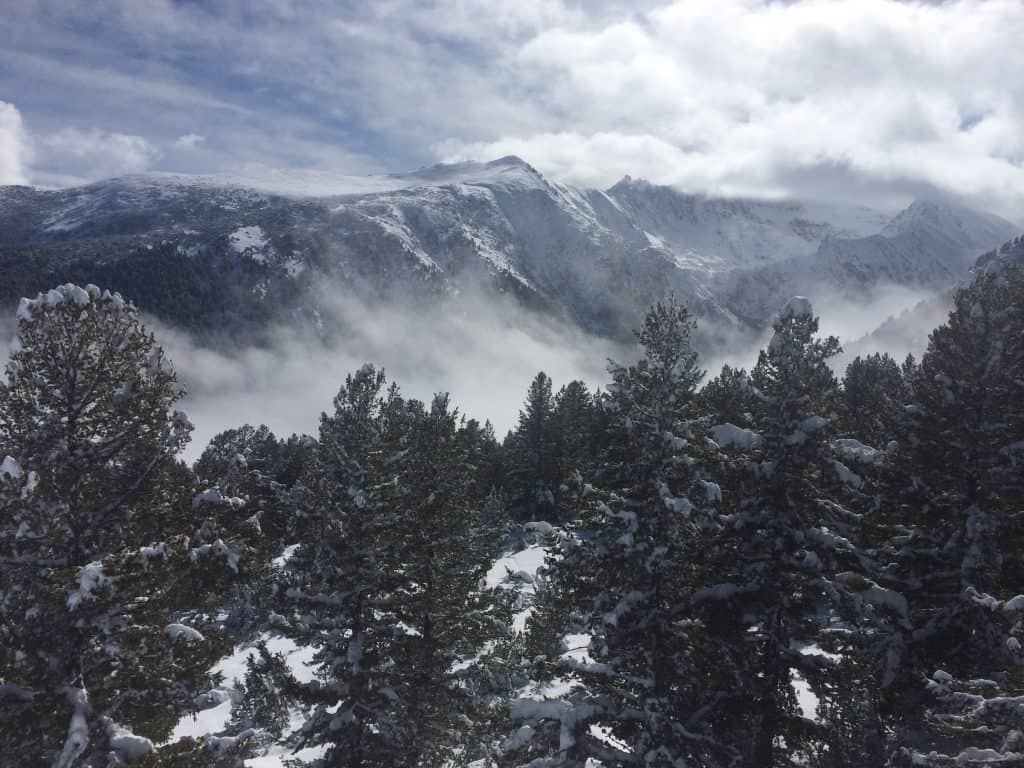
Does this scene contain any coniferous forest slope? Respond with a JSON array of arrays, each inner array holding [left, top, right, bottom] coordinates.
[[1, 235, 1022, 767]]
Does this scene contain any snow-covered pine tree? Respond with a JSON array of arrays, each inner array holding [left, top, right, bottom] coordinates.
[[0, 285, 193, 560], [388, 393, 512, 764], [699, 363, 756, 428], [261, 365, 415, 767], [194, 425, 283, 491], [505, 372, 561, 522], [506, 298, 739, 767], [695, 297, 896, 766], [0, 285, 229, 766], [253, 368, 509, 766], [191, 424, 300, 631], [881, 253, 1024, 765]]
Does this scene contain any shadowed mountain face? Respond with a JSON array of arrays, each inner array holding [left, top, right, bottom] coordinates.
[[0, 156, 1017, 344]]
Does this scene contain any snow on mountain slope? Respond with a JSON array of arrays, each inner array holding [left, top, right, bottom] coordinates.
[[817, 198, 1018, 284], [599, 176, 890, 270], [0, 157, 1017, 344], [836, 234, 1024, 368], [0, 175, 280, 246], [712, 198, 1019, 324]]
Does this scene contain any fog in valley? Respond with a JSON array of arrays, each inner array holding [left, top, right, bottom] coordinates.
[[0, 280, 947, 463]]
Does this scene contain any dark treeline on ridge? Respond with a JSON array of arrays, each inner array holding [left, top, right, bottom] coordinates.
[[1, 237, 1023, 767]]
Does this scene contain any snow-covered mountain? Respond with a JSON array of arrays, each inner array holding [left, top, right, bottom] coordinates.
[[0, 156, 1017, 343], [837, 234, 1024, 367]]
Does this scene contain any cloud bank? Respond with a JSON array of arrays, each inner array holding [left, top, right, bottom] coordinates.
[[438, 0, 1024, 213], [150, 290, 628, 461], [0, 279, 949, 463], [38, 128, 161, 184], [0, 1, 1022, 214]]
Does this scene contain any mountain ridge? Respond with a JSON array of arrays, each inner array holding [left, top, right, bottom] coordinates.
[[0, 157, 1018, 345]]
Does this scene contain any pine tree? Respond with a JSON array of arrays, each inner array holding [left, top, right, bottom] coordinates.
[[840, 353, 907, 446], [263, 365, 414, 767], [391, 393, 510, 763], [880, 256, 1024, 764], [194, 424, 283, 491], [0, 285, 228, 766], [457, 416, 505, 506], [253, 368, 509, 766], [694, 297, 893, 766], [553, 380, 597, 486], [0, 285, 193, 562], [505, 372, 560, 522], [700, 363, 756, 427], [507, 299, 739, 766], [191, 423, 299, 631]]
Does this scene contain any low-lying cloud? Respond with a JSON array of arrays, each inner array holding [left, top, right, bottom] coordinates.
[[153, 290, 629, 461], [0, 280, 952, 464], [697, 281, 943, 378]]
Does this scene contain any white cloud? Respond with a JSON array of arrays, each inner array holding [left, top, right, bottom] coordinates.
[[4, 1, 1023, 214], [39, 128, 161, 180], [144, 287, 627, 461], [436, 0, 1024, 215], [0, 101, 30, 185], [174, 133, 205, 150]]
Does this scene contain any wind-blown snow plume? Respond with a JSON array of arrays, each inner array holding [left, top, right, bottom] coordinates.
[[0, 101, 29, 186]]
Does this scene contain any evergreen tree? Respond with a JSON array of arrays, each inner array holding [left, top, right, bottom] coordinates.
[[266, 365, 413, 767], [252, 368, 509, 766], [391, 393, 510, 763], [507, 299, 739, 766], [700, 363, 756, 427], [458, 416, 505, 506], [879, 257, 1024, 764], [0, 285, 193, 561], [505, 372, 560, 521], [0, 285, 228, 766], [840, 353, 907, 446], [194, 424, 282, 489], [694, 297, 892, 766], [190, 424, 296, 634], [552, 380, 597, 485]]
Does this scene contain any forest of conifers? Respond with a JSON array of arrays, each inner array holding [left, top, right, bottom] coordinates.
[[1, 238, 1022, 768]]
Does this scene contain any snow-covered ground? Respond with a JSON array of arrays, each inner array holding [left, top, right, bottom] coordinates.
[[486, 542, 549, 633], [168, 633, 317, 742], [229, 225, 270, 263]]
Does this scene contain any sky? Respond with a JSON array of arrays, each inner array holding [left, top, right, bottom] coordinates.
[[1, 0, 1022, 215]]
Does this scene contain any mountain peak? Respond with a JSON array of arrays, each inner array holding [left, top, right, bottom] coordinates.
[[486, 155, 533, 170], [399, 155, 546, 190], [608, 174, 655, 193], [882, 196, 1017, 243]]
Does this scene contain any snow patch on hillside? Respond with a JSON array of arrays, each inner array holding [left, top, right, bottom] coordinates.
[[168, 633, 317, 744], [229, 226, 269, 261], [487, 543, 549, 633]]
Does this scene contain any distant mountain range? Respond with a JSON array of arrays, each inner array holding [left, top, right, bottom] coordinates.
[[0, 156, 1018, 344]]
